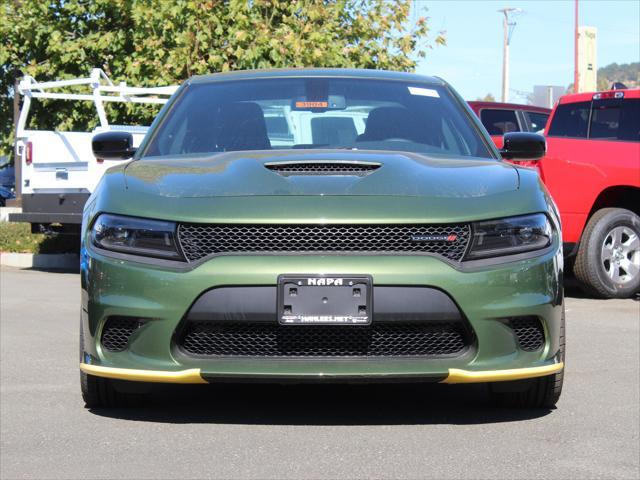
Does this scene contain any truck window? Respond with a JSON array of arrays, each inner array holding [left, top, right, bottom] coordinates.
[[526, 111, 549, 132], [590, 99, 640, 142], [479, 109, 519, 135], [265, 115, 294, 146], [311, 117, 358, 145], [547, 101, 590, 138]]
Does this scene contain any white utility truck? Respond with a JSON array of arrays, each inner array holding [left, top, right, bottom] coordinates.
[[9, 69, 177, 233]]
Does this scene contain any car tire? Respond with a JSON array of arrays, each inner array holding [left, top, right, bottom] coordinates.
[[80, 317, 146, 408], [573, 208, 640, 299], [490, 306, 565, 409]]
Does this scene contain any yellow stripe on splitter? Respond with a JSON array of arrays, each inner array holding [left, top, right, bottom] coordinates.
[[80, 363, 208, 384], [440, 362, 564, 384]]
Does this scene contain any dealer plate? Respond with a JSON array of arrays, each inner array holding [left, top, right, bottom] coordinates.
[[277, 275, 372, 325]]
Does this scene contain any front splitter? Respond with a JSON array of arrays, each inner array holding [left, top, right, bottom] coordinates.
[[80, 362, 564, 384]]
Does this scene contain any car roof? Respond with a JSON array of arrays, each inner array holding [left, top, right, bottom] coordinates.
[[189, 68, 445, 85], [558, 88, 640, 104], [467, 101, 551, 114]]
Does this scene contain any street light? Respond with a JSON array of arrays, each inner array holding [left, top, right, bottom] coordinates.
[[498, 7, 522, 103]]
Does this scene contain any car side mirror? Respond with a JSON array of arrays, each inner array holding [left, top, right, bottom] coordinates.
[[500, 132, 546, 161], [92, 131, 136, 160]]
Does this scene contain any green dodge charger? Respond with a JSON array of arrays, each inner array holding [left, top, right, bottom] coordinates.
[[80, 69, 565, 408]]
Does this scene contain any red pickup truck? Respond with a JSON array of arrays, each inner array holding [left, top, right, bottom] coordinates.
[[516, 89, 639, 298]]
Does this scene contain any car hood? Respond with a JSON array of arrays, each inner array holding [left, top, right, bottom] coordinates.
[[123, 150, 518, 198]]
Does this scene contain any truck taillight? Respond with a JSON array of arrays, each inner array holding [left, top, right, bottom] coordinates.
[[508, 159, 543, 178], [593, 91, 624, 100], [511, 160, 540, 168], [25, 141, 33, 165]]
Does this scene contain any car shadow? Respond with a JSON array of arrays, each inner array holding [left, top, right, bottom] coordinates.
[[88, 382, 554, 425], [564, 276, 591, 299], [563, 272, 640, 301]]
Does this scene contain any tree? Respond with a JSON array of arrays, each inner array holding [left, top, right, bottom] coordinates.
[[0, 0, 445, 159], [476, 93, 496, 102], [567, 62, 639, 93], [597, 62, 639, 90]]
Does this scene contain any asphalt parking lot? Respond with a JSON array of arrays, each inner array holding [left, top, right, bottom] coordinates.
[[1, 267, 638, 480]]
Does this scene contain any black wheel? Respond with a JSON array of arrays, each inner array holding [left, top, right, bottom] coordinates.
[[80, 316, 146, 408], [573, 208, 640, 298], [490, 307, 565, 409], [81, 371, 146, 408]]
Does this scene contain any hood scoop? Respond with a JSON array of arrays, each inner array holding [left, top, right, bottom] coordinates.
[[265, 161, 381, 177]]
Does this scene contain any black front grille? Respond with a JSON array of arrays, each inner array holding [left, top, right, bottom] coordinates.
[[510, 317, 545, 351], [266, 162, 380, 176], [177, 224, 470, 262], [101, 317, 142, 352], [179, 322, 469, 357]]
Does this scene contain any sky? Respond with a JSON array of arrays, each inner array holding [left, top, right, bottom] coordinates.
[[414, 0, 640, 102]]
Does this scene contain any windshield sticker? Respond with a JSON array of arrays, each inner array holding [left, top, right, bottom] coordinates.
[[295, 101, 329, 108], [408, 87, 440, 98]]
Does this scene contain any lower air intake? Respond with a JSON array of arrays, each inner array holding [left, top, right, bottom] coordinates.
[[509, 317, 545, 351], [179, 322, 470, 357], [101, 317, 142, 352]]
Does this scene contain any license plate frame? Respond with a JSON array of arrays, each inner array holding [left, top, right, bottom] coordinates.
[[277, 274, 373, 326]]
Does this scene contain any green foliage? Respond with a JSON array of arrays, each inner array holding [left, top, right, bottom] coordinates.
[[0, 0, 445, 160], [597, 62, 639, 90], [476, 93, 496, 102], [0, 222, 79, 253], [567, 62, 640, 93]]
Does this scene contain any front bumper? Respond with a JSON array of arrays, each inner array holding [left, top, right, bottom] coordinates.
[[81, 245, 564, 383], [9, 192, 90, 225], [80, 362, 564, 384]]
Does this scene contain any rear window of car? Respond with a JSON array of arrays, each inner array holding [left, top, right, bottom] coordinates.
[[590, 99, 639, 142], [548, 98, 639, 142], [265, 116, 293, 143], [311, 117, 358, 145], [526, 111, 549, 132], [547, 101, 591, 138], [479, 109, 520, 136]]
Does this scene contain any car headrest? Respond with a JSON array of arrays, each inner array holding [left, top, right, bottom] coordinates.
[[358, 106, 437, 144], [218, 102, 271, 151]]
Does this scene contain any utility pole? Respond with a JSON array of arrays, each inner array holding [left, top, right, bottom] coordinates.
[[498, 7, 520, 103], [574, 0, 580, 93]]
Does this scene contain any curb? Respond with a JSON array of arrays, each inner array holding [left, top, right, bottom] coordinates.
[[0, 252, 79, 270], [0, 207, 21, 222]]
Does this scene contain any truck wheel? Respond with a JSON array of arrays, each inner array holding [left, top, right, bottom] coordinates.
[[490, 306, 565, 409], [80, 317, 146, 408], [574, 208, 640, 298]]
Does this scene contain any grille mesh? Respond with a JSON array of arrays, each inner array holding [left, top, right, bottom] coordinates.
[[101, 317, 141, 352], [510, 317, 545, 351], [179, 322, 469, 357], [177, 224, 470, 262], [266, 162, 380, 176]]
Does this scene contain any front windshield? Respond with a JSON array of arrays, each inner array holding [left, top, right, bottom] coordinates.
[[142, 77, 493, 159]]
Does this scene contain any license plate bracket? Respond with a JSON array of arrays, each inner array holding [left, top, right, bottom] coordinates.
[[277, 275, 372, 325]]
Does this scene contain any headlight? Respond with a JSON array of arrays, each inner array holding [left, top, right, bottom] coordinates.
[[91, 214, 182, 260], [466, 213, 553, 260]]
